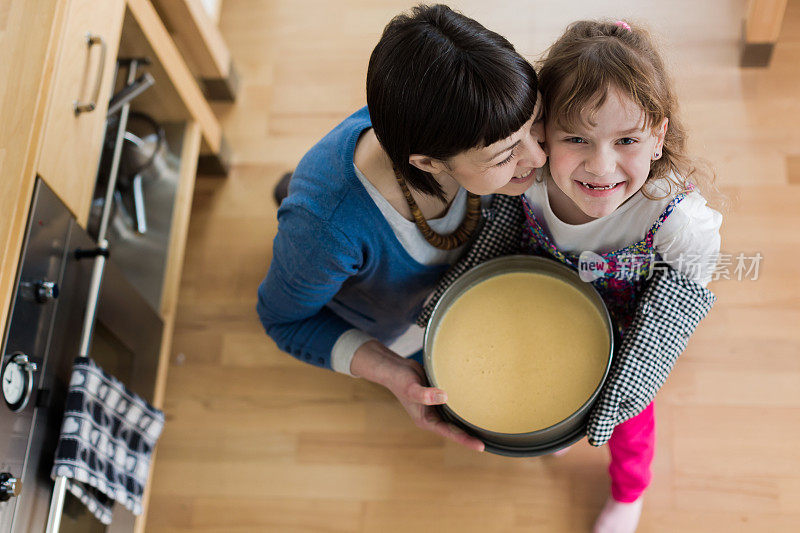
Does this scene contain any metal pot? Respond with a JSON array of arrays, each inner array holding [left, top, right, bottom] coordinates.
[[423, 255, 615, 457], [90, 111, 166, 236]]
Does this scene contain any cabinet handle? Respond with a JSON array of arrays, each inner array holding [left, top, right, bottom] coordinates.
[[73, 33, 107, 115]]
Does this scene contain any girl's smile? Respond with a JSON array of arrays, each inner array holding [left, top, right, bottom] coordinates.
[[575, 180, 625, 196]]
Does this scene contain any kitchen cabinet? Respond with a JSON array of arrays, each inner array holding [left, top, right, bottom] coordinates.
[[37, 0, 126, 227], [0, 0, 226, 531]]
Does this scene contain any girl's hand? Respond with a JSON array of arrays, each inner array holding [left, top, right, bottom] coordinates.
[[351, 340, 485, 452]]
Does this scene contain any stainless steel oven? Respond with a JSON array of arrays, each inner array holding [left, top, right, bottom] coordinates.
[[0, 179, 162, 532]]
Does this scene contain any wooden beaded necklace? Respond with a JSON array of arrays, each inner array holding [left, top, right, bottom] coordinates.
[[394, 171, 481, 250]]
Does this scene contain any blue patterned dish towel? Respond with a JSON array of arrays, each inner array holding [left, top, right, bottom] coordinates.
[[51, 357, 165, 524]]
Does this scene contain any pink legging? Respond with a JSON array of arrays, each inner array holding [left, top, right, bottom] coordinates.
[[607, 402, 656, 503]]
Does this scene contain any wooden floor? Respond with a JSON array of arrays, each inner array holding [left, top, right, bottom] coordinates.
[[146, 1, 800, 531]]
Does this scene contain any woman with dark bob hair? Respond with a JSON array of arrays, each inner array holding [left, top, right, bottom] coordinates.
[[257, 5, 715, 469], [258, 4, 544, 451]]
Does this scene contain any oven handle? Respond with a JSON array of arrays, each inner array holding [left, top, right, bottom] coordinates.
[[45, 240, 108, 533], [44, 476, 68, 533], [45, 58, 145, 533]]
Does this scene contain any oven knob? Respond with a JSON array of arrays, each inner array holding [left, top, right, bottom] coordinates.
[[21, 356, 38, 373], [35, 280, 59, 303], [0, 472, 22, 501]]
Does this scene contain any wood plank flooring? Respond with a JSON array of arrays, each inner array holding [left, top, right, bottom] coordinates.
[[146, 1, 800, 531]]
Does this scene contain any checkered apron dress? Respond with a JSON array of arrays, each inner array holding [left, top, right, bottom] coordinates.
[[417, 190, 716, 446], [520, 189, 692, 335]]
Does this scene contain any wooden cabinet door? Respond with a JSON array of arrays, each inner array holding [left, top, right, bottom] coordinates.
[[37, 0, 125, 227]]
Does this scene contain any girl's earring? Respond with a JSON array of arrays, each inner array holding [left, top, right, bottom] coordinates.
[[653, 151, 661, 160]]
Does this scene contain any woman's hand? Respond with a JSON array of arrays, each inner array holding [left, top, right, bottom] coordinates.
[[351, 340, 485, 452]]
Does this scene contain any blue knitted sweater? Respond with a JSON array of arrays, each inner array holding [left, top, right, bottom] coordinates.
[[256, 107, 450, 370]]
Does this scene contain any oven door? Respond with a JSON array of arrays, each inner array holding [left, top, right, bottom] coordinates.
[[51, 259, 162, 533], [1, 179, 72, 532], [10, 211, 162, 533]]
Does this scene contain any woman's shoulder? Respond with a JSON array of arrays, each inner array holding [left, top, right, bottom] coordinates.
[[288, 108, 375, 222], [297, 108, 370, 173]]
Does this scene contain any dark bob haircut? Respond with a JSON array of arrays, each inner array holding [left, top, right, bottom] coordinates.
[[366, 4, 538, 200]]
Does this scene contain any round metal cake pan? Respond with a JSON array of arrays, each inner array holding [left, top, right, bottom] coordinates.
[[423, 255, 614, 455]]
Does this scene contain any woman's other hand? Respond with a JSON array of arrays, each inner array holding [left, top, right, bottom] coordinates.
[[351, 340, 485, 452]]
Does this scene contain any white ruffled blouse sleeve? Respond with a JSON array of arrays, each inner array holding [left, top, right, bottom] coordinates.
[[653, 192, 723, 287]]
